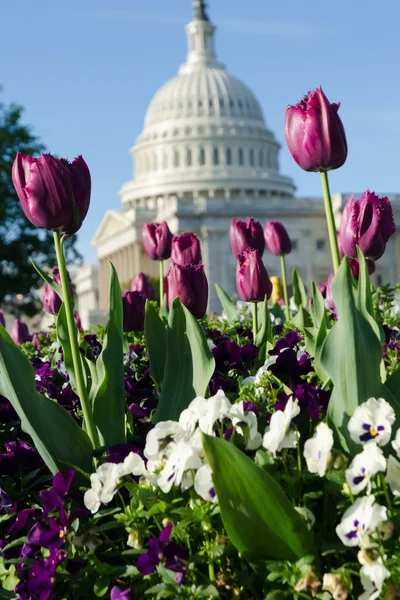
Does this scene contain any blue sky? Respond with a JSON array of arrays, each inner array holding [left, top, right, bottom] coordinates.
[[2, 0, 399, 263]]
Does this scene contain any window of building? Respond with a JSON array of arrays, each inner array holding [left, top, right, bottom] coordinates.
[[163, 151, 168, 169], [292, 240, 298, 250], [199, 147, 205, 166], [173, 150, 180, 168], [226, 147, 232, 165], [259, 149, 264, 167], [213, 147, 219, 165], [186, 148, 192, 167], [316, 239, 325, 250], [249, 149, 254, 167], [238, 148, 244, 165]]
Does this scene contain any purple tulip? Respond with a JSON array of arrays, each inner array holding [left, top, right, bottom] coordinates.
[[130, 272, 155, 300], [0, 310, 5, 328], [165, 263, 208, 319], [142, 222, 172, 260], [10, 319, 30, 344], [284, 87, 348, 172], [230, 218, 265, 258], [236, 248, 273, 302], [264, 221, 292, 256], [122, 291, 146, 332], [74, 311, 83, 333], [349, 258, 376, 280], [170, 232, 202, 265], [325, 271, 335, 312], [316, 281, 327, 298], [339, 191, 396, 261], [12, 152, 91, 234]]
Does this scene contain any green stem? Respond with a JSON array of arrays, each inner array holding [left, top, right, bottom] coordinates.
[[280, 255, 290, 322], [53, 230, 99, 448], [380, 473, 393, 513], [320, 171, 341, 273], [159, 260, 164, 307], [252, 302, 258, 344]]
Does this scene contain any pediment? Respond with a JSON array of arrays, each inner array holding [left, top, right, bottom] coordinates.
[[92, 210, 133, 246]]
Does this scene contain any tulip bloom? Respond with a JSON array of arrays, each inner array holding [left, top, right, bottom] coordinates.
[[165, 263, 208, 319], [0, 310, 5, 328], [339, 191, 396, 261], [230, 218, 265, 258], [284, 87, 348, 172], [42, 267, 74, 315], [264, 221, 292, 256], [142, 222, 172, 261], [12, 152, 91, 234], [170, 233, 202, 265], [10, 319, 30, 344], [122, 291, 146, 332], [236, 248, 272, 302], [131, 273, 155, 300]]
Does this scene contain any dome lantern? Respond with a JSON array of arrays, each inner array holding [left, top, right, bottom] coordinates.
[[180, 0, 223, 74]]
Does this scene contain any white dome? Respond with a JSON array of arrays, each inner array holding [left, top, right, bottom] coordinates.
[[145, 68, 265, 126]]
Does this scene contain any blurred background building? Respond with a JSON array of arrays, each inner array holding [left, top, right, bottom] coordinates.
[[68, 0, 400, 329]]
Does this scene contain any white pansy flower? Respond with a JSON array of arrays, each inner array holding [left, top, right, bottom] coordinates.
[[198, 389, 232, 435], [385, 455, 400, 496], [235, 300, 252, 322], [335, 496, 387, 547], [179, 396, 208, 436], [144, 421, 185, 460], [262, 398, 300, 457], [241, 355, 278, 388], [194, 464, 217, 502], [295, 506, 316, 530], [359, 559, 390, 600], [84, 452, 145, 513], [157, 441, 202, 493], [206, 338, 216, 350], [228, 401, 262, 450], [348, 397, 395, 446], [391, 428, 400, 457], [345, 443, 386, 495], [303, 422, 334, 477]]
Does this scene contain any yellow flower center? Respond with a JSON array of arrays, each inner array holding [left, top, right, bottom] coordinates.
[[59, 530, 65, 539], [370, 428, 378, 436]]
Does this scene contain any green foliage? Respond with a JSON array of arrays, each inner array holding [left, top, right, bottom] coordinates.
[[202, 434, 315, 562], [292, 268, 308, 309], [144, 301, 167, 388], [215, 284, 237, 323], [0, 98, 81, 315], [153, 299, 215, 423]]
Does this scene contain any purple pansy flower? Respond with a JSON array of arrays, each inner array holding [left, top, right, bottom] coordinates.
[[212, 341, 243, 373]]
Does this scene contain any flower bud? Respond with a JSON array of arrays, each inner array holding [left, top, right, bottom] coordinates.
[[142, 222, 172, 260], [42, 267, 73, 315], [74, 311, 83, 333], [122, 291, 146, 332], [12, 152, 90, 234], [0, 310, 5, 328], [284, 87, 347, 172], [130, 272, 155, 300], [165, 263, 208, 319], [264, 221, 292, 256], [170, 232, 202, 265], [10, 319, 30, 344], [230, 218, 264, 259], [236, 248, 272, 302], [339, 191, 395, 261], [325, 271, 335, 312], [32, 331, 47, 352]]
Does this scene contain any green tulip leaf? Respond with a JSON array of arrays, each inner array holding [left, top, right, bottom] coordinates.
[[202, 434, 315, 562], [31, 259, 63, 300], [255, 296, 272, 348], [56, 303, 81, 394], [292, 268, 308, 309], [292, 305, 313, 329], [0, 325, 93, 475], [91, 262, 126, 446], [310, 281, 326, 329], [215, 284, 237, 323], [153, 299, 215, 423], [145, 300, 167, 388], [356, 247, 384, 345]]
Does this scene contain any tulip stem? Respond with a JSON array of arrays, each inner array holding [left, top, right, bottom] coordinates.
[[280, 255, 290, 322], [320, 171, 341, 273], [252, 302, 258, 343], [159, 260, 164, 307], [53, 230, 99, 449]]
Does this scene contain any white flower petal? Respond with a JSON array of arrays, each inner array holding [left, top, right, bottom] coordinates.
[[304, 422, 333, 477]]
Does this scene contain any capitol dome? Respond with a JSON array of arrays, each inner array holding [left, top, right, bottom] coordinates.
[[120, 0, 295, 207]]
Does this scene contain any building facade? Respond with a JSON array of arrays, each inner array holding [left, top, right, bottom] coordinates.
[[84, 1, 400, 323]]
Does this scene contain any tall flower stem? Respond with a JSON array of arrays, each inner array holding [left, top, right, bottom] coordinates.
[[280, 255, 290, 322], [54, 230, 99, 448], [320, 171, 341, 273], [159, 260, 164, 307], [252, 302, 258, 344]]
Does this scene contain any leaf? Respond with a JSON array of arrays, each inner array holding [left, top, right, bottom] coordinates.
[[56, 304, 80, 393], [0, 325, 93, 475], [153, 299, 215, 423], [292, 268, 308, 309], [310, 281, 326, 329], [321, 259, 397, 452], [255, 296, 271, 348], [292, 305, 313, 329], [145, 301, 167, 388], [202, 434, 315, 562], [385, 367, 400, 403], [356, 247, 384, 345], [215, 284, 237, 323], [31, 259, 63, 300], [92, 262, 126, 446]]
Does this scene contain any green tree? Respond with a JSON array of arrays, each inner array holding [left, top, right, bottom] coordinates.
[[0, 98, 82, 316]]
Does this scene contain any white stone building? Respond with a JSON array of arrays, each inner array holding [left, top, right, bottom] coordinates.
[[78, 0, 400, 324]]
